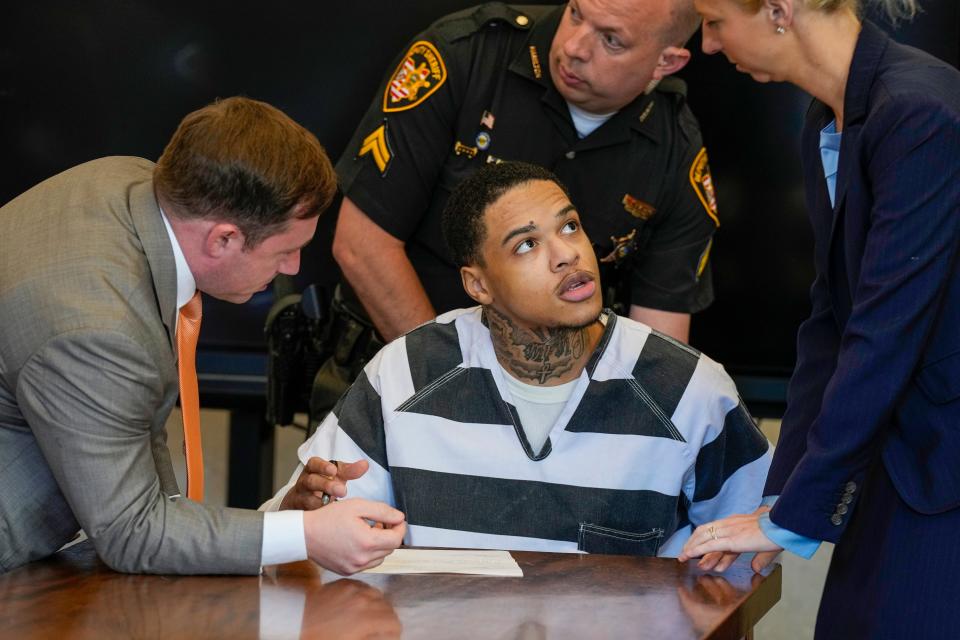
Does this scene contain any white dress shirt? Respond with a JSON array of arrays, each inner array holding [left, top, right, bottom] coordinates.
[[159, 208, 307, 566]]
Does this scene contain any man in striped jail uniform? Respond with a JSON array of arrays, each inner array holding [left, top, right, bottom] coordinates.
[[265, 162, 771, 557]]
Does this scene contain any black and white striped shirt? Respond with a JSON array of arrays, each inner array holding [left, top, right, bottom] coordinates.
[[291, 307, 771, 557]]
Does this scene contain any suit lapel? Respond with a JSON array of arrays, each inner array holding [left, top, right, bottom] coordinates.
[[802, 100, 837, 277], [129, 179, 178, 355], [826, 21, 890, 270]]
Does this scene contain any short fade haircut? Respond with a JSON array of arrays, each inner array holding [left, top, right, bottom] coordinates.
[[154, 96, 337, 248], [664, 0, 702, 47], [442, 161, 570, 268]]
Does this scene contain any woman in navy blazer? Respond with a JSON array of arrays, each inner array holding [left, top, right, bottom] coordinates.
[[678, 0, 960, 637]]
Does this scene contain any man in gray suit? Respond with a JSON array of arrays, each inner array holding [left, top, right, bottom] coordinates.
[[0, 97, 406, 574]]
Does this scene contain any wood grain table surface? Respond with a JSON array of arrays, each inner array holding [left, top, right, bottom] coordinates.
[[0, 541, 781, 639]]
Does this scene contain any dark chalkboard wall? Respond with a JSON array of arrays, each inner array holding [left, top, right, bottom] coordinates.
[[3, 1, 957, 409], [682, 2, 959, 388]]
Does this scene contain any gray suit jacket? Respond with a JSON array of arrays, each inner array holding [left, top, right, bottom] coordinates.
[[0, 157, 263, 573]]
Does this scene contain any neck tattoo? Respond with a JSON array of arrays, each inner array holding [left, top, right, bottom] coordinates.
[[484, 306, 595, 384]]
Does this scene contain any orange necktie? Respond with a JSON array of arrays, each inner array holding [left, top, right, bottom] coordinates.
[[176, 291, 204, 501]]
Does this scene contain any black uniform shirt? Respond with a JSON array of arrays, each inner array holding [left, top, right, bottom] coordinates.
[[337, 2, 719, 315]]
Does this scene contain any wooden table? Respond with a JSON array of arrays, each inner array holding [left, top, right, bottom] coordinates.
[[0, 542, 780, 639]]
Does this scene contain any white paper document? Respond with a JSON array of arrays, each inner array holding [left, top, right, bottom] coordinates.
[[362, 549, 523, 577]]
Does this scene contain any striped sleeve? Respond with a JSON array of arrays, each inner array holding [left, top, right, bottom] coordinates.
[[685, 399, 772, 527], [296, 365, 396, 507]]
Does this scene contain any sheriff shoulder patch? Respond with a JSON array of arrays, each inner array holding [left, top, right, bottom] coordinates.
[[382, 40, 447, 113], [689, 147, 720, 226], [358, 122, 392, 175]]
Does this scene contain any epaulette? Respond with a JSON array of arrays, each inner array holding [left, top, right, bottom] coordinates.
[[433, 2, 535, 43], [654, 77, 698, 144], [655, 76, 688, 98]]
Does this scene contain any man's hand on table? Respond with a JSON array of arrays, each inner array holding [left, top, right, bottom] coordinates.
[[304, 498, 406, 575]]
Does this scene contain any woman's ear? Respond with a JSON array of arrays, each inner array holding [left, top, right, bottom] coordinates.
[[764, 0, 795, 30]]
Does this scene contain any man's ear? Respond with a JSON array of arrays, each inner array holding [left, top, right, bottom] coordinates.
[[461, 265, 492, 305], [652, 46, 692, 81], [204, 222, 243, 258]]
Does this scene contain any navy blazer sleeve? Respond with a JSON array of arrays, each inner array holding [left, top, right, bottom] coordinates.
[[771, 90, 960, 542]]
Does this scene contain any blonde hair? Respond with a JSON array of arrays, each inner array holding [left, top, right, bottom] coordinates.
[[736, 0, 919, 22]]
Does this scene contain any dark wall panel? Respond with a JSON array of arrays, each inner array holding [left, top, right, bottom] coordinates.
[[3, 1, 957, 395], [680, 0, 959, 381]]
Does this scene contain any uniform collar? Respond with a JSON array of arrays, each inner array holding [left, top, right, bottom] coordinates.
[[507, 4, 562, 91], [583, 310, 617, 378], [507, 5, 662, 146]]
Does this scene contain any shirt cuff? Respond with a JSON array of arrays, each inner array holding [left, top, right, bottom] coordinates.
[[261, 510, 308, 566], [758, 495, 821, 559]]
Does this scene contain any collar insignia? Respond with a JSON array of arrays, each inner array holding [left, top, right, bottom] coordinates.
[[528, 46, 542, 79]]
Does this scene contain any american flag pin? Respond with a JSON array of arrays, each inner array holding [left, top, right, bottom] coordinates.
[[480, 110, 496, 130]]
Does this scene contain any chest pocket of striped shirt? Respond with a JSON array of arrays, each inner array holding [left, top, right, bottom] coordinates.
[[577, 523, 664, 557]]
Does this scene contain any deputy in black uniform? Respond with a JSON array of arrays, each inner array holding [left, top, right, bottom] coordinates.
[[322, 0, 715, 405]]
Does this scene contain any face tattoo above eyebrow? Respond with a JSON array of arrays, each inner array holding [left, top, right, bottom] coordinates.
[[501, 203, 579, 247]]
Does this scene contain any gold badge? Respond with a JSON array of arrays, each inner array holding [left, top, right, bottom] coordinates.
[[689, 147, 720, 226], [383, 40, 447, 113], [358, 123, 392, 175], [622, 194, 656, 220], [600, 229, 638, 264]]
